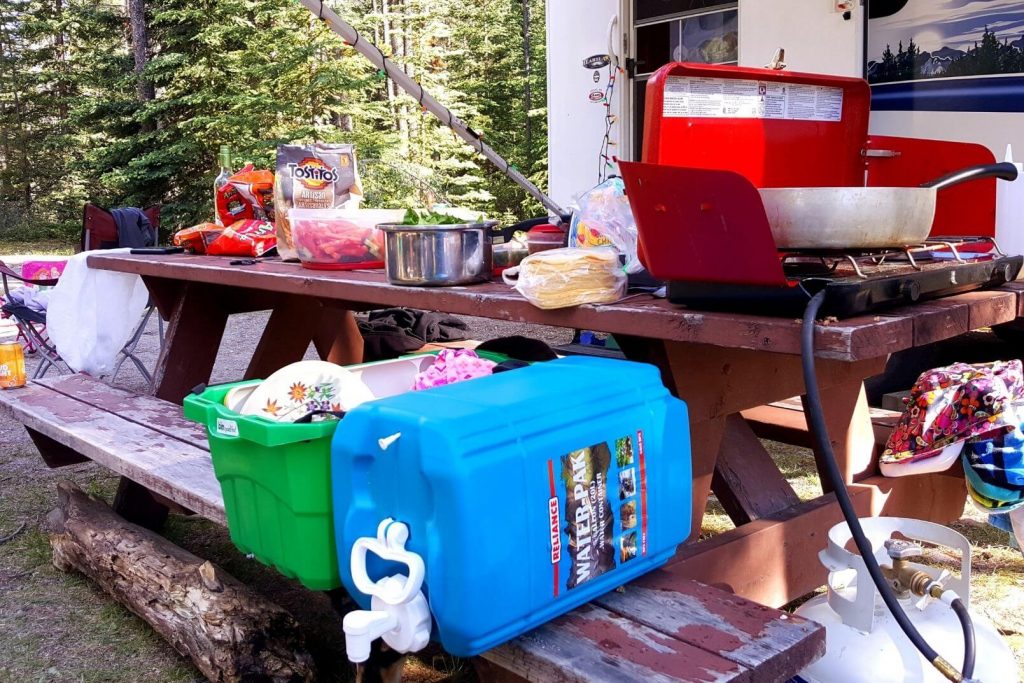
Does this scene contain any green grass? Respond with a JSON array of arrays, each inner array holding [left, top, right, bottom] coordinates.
[[0, 240, 74, 257]]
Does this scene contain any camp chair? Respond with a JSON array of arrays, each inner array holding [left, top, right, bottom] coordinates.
[[0, 264, 69, 378], [0, 203, 163, 384]]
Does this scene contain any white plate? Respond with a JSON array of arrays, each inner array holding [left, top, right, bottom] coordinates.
[[237, 360, 375, 422], [879, 442, 964, 478]]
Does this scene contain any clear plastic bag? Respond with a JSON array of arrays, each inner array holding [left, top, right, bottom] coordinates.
[[568, 178, 641, 273], [502, 247, 626, 310], [47, 249, 150, 376]]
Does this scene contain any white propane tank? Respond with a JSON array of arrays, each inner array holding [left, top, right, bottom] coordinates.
[[794, 517, 1018, 683]]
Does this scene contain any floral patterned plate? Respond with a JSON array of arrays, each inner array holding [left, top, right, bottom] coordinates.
[[237, 360, 375, 423]]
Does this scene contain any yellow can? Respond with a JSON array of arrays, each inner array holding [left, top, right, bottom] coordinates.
[[0, 341, 26, 389]]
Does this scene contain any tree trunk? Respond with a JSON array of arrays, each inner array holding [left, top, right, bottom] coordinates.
[[128, 0, 155, 115], [47, 482, 317, 683], [55, 0, 69, 120], [521, 0, 532, 168], [383, 0, 409, 152]]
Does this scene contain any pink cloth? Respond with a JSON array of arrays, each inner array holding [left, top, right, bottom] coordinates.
[[413, 349, 496, 391], [20, 260, 67, 284]]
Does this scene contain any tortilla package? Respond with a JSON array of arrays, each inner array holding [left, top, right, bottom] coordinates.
[[217, 165, 275, 227], [502, 247, 626, 310], [274, 143, 363, 260]]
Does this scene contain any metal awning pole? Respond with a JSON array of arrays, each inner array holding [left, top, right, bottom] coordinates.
[[298, 0, 569, 221]]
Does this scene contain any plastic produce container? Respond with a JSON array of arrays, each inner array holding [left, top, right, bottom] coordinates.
[[526, 224, 566, 254], [290, 208, 404, 270], [331, 355, 691, 656]]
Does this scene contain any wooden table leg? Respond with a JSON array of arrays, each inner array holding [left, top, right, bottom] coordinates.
[[617, 336, 726, 539], [614, 340, 957, 605], [802, 378, 879, 488], [712, 414, 801, 525], [245, 296, 324, 380], [113, 281, 229, 528], [152, 281, 230, 403]]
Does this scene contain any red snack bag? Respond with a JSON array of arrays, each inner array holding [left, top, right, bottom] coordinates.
[[206, 220, 277, 257], [216, 165, 275, 226], [173, 223, 224, 254]]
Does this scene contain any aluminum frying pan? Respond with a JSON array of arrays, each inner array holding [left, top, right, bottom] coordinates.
[[758, 162, 1019, 250]]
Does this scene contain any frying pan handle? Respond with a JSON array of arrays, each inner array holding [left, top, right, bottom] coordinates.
[[921, 162, 1019, 190]]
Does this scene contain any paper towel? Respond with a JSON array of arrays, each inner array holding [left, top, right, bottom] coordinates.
[[996, 144, 1024, 256]]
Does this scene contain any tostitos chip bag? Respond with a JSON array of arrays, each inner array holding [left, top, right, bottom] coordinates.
[[217, 165, 275, 227], [274, 143, 363, 261]]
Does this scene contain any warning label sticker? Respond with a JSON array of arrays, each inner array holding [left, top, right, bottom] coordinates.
[[662, 76, 843, 122]]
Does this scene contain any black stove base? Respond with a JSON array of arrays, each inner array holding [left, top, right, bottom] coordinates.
[[668, 255, 1023, 318]]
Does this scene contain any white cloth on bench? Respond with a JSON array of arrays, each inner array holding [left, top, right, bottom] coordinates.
[[47, 249, 150, 376]]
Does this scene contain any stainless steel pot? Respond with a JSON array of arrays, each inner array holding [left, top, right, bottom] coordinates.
[[379, 221, 497, 286], [758, 162, 1019, 250]]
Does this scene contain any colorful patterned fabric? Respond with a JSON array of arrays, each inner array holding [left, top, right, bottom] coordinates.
[[967, 478, 1024, 515], [882, 360, 1024, 464], [964, 425, 1024, 492], [964, 452, 1024, 505], [413, 348, 495, 391]]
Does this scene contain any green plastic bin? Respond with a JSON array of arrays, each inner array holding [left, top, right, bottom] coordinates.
[[183, 350, 511, 590], [184, 380, 342, 590]]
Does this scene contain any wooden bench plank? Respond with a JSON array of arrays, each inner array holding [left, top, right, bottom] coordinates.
[[596, 579, 824, 681], [35, 373, 210, 450], [743, 399, 901, 449], [482, 602, 753, 683], [0, 382, 225, 524]]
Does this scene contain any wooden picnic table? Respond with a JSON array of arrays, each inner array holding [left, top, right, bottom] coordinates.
[[86, 251, 1024, 608]]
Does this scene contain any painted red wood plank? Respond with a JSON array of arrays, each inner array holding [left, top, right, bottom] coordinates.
[[482, 602, 753, 683], [596, 580, 824, 680], [88, 253, 922, 361]]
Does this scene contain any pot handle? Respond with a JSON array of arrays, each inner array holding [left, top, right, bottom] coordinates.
[[921, 162, 1019, 190]]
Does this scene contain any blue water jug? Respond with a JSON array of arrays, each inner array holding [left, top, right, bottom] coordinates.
[[331, 356, 691, 658]]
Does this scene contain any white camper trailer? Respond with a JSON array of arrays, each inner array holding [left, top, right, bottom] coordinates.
[[546, 0, 1024, 248]]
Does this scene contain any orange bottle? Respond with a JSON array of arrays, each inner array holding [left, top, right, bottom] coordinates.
[[0, 342, 26, 389]]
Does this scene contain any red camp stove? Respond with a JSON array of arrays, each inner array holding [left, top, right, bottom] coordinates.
[[666, 236, 1020, 319], [620, 63, 1021, 318]]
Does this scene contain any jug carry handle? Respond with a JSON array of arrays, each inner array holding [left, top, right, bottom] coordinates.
[[350, 519, 425, 606]]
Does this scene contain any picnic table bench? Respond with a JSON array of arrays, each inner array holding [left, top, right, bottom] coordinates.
[[0, 373, 825, 682]]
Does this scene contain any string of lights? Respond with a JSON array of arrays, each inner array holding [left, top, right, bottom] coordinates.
[[597, 54, 623, 184]]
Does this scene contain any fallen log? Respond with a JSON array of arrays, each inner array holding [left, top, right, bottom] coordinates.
[[47, 481, 317, 683]]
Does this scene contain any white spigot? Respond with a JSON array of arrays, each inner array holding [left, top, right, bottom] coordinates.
[[343, 520, 432, 664], [344, 608, 399, 663]]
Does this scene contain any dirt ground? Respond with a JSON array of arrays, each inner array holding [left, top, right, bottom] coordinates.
[[0, 260, 1022, 682]]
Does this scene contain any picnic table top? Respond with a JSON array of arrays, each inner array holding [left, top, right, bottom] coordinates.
[[87, 252, 1024, 363]]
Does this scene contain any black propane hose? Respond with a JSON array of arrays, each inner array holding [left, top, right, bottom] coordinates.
[[801, 290, 970, 682], [951, 597, 977, 679]]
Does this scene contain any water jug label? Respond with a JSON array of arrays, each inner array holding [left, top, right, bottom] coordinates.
[[216, 418, 240, 437], [548, 430, 647, 597]]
